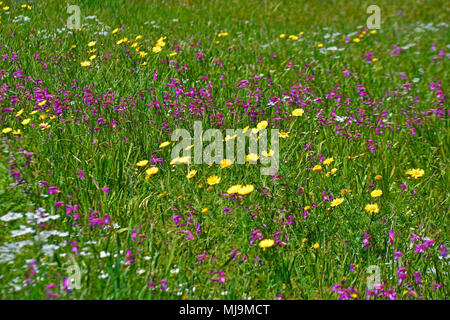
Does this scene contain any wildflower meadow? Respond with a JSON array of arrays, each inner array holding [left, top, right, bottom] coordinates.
[[0, 0, 448, 302]]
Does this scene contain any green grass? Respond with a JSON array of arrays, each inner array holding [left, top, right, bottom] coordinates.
[[0, 0, 448, 299]]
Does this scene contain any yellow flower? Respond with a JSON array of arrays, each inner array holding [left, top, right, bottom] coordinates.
[[279, 34, 286, 39], [207, 175, 221, 186], [224, 134, 237, 141], [242, 125, 250, 133], [2, 127, 12, 134], [38, 100, 47, 106], [227, 184, 243, 194], [317, 43, 323, 48], [330, 168, 338, 175], [112, 28, 119, 34], [80, 61, 91, 67], [89, 55, 97, 60], [116, 38, 128, 45], [218, 32, 229, 37], [136, 160, 149, 167], [365, 203, 379, 215], [370, 30, 377, 34], [145, 166, 159, 177], [330, 198, 344, 207], [246, 153, 259, 163], [323, 157, 334, 165], [15, 109, 24, 117], [12, 129, 22, 135], [39, 122, 50, 129], [259, 239, 275, 251], [87, 41, 96, 47], [220, 158, 232, 169], [186, 170, 197, 179], [313, 243, 320, 249], [170, 156, 190, 165], [374, 174, 382, 181], [292, 108, 304, 117], [152, 46, 162, 53], [262, 149, 274, 157], [157, 191, 168, 198], [256, 120, 268, 130], [159, 141, 171, 148], [279, 131, 289, 139], [238, 184, 254, 195], [340, 188, 352, 195], [288, 35, 299, 40], [3, 6, 9, 11], [21, 118, 31, 125], [139, 51, 148, 58], [370, 189, 383, 198], [201, 208, 209, 215], [135, 35, 143, 41], [353, 38, 361, 43], [312, 165, 322, 172], [405, 168, 424, 179]]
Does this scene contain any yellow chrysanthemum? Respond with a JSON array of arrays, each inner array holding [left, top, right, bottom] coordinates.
[[370, 189, 383, 198], [238, 184, 254, 195], [186, 170, 197, 179], [227, 185, 243, 194], [256, 120, 268, 130], [207, 175, 221, 186], [405, 168, 424, 179], [220, 159, 232, 169], [292, 108, 304, 117], [364, 203, 379, 215], [259, 239, 275, 251], [136, 160, 149, 167], [159, 141, 171, 148], [145, 167, 159, 176], [330, 198, 344, 207]]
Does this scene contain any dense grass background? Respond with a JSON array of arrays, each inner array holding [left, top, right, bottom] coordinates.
[[0, 0, 448, 299]]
